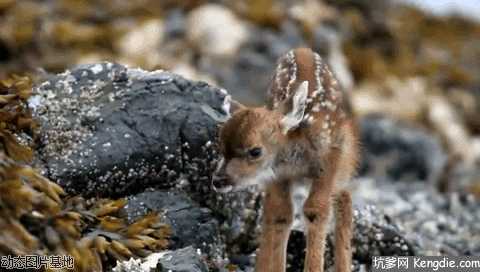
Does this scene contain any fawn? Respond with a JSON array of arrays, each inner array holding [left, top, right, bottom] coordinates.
[[213, 48, 359, 272]]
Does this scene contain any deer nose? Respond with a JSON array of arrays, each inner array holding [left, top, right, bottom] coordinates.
[[211, 157, 233, 192], [211, 173, 233, 193]]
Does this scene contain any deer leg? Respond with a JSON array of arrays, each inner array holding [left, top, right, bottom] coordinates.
[[303, 147, 340, 272], [255, 181, 293, 272], [334, 190, 353, 272], [303, 187, 332, 272]]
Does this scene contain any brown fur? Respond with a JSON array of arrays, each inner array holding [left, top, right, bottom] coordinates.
[[216, 48, 359, 272]]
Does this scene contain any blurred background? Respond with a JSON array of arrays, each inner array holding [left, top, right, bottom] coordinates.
[[2, 0, 479, 193], [1, 0, 479, 256]]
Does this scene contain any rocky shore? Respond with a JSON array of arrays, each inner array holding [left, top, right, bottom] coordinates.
[[26, 63, 479, 271], [1, 0, 479, 271]]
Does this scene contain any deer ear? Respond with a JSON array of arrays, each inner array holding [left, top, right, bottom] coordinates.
[[280, 81, 309, 134], [228, 97, 246, 116], [201, 95, 245, 123]]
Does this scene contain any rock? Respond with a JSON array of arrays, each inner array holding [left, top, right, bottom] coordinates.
[[285, 205, 416, 272], [157, 246, 209, 272], [32, 62, 229, 197], [164, 9, 186, 39], [125, 190, 220, 252], [288, 0, 337, 31], [428, 96, 473, 164], [351, 205, 416, 260], [448, 88, 480, 134], [359, 114, 447, 183], [112, 253, 167, 272], [113, 247, 208, 272], [351, 77, 428, 121], [116, 19, 164, 69], [354, 178, 480, 256], [186, 4, 249, 58]]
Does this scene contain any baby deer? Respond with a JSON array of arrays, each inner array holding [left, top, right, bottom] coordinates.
[[214, 48, 359, 272]]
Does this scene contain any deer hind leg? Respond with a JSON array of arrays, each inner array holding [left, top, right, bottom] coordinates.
[[255, 180, 293, 272], [334, 190, 353, 272]]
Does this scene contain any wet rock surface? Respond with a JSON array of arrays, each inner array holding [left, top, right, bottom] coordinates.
[[355, 178, 480, 256], [112, 247, 209, 272], [32, 62, 228, 197], [156, 246, 209, 272], [126, 190, 220, 252], [284, 206, 416, 272], [359, 115, 447, 183]]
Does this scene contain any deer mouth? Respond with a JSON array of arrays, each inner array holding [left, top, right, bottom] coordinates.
[[211, 174, 234, 193]]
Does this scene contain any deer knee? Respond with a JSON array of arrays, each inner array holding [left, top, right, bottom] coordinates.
[[264, 211, 293, 228], [303, 205, 331, 225]]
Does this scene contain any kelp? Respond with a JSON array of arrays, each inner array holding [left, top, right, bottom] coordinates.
[[341, 4, 480, 89], [0, 75, 35, 162]]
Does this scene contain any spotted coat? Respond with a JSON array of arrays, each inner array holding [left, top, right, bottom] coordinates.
[[267, 48, 350, 147]]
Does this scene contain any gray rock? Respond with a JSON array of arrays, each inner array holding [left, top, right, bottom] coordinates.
[[32, 62, 228, 197], [157, 246, 208, 272], [354, 178, 480, 256], [126, 190, 220, 253], [186, 4, 249, 58], [359, 114, 447, 183], [112, 247, 208, 272], [285, 205, 416, 272]]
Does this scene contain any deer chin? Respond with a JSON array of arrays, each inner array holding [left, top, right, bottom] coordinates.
[[233, 164, 277, 191]]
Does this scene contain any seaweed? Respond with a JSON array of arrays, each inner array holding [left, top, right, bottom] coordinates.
[[0, 75, 35, 162]]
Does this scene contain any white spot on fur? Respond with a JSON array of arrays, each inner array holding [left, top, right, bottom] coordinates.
[[291, 179, 312, 231], [324, 100, 337, 111], [237, 166, 276, 189], [307, 116, 314, 124], [314, 53, 324, 95], [285, 51, 297, 98]]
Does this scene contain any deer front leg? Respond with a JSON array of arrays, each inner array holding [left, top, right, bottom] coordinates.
[[255, 181, 293, 272], [334, 190, 353, 272]]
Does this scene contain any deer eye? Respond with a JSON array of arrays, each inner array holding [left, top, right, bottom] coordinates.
[[248, 147, 262, 159]]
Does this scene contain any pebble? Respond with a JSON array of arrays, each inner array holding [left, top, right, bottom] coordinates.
[[186, 4, 249, 57]]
